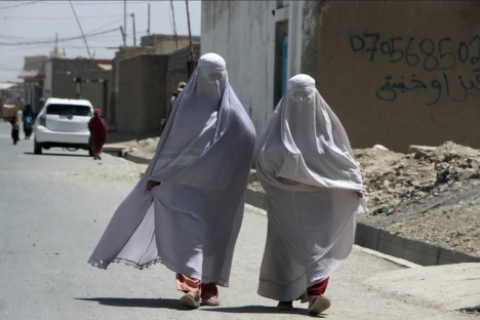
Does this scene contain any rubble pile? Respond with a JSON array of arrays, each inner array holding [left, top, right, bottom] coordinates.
[[355, 141, 480, 215]]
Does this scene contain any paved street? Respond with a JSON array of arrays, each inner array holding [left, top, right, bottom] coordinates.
[[0, 122, 474, 320]]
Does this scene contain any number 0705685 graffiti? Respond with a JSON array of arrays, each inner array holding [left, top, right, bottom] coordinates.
[[349, 33, 480, 71]]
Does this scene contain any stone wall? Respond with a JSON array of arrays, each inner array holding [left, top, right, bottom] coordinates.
[[303, 0, 480, 152]]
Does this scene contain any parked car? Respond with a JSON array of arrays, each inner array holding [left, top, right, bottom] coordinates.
[[33, 98, 94, 155]]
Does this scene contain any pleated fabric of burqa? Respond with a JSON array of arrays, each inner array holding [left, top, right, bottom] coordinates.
[[88, 53, 256, 287], [255, 74, 367, 301]]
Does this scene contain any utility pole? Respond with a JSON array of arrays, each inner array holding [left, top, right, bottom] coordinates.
[[131, 13, 136, 46], [123, 0, 127, 46], [120, 26, 126, 46], [185, 0, 194, 75], [171, 0, 179, 50], [73, 77, 82, 99], [147, 3, 150, 35], [69, 0, 91, 58]]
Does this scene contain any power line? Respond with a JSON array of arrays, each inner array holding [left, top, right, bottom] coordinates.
[[0, 17, 123, 43], [0, 1, 43, 9], [86, 17, 123, 34], [0, 0, 150, 9], [0, 14, 123, 20], [0, 28, 118, 46], [40, 1, 150, 6], [69, 0, 91, 58]]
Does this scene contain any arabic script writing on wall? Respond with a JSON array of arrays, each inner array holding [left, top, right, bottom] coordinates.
[[349, 33, 480, 105]]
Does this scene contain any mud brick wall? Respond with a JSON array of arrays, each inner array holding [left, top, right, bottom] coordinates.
[[117, 55, 168, 134], [302, 0, 480, 152]]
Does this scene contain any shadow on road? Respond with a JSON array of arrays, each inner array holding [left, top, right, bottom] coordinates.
[[23, 152, 90, 158], [76, 297, 189, 311], [76, 298, 325, 316], [203, 305, 324, 317]]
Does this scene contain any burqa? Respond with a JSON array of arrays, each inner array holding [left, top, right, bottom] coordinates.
[[88, 53, 256, 306], [88, 109, 107, 159]]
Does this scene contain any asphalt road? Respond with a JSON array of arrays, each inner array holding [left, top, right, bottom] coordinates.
[[0, 122, 474, 320]]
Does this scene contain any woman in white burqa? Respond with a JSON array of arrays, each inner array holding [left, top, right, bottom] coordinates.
[[88, 53, 256, 309], [255, 74, 367, 316]]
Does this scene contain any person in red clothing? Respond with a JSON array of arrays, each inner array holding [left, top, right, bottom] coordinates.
[[88, 109, 107, 160]]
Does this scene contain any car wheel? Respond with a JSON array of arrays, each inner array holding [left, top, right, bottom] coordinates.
[[34, 139, 42, 155]]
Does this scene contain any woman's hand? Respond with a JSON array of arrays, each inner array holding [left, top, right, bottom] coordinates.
[[146, 180, 160, 192], [357, 192, 364, 198]]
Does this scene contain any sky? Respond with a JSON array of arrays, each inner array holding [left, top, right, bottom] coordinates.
[[0, 0, 202, 82]]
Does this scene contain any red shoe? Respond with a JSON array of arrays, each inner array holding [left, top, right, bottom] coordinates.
[[201, 296, 220, 307]]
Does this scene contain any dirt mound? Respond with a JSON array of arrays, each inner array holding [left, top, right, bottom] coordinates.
[[355, 141, 480, 215]]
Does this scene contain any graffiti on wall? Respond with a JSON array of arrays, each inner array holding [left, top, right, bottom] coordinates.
[[349, 33, 480, 105]]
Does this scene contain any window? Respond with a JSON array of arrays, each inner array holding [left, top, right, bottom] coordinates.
[[46, 104, 92, 116]]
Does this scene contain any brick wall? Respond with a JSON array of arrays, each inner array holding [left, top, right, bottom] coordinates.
[[117, 55, 168, 134]]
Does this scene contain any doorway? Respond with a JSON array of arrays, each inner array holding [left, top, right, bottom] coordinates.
[[274, 20, 289, 109]]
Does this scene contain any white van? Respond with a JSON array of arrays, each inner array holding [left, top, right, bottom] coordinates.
[[33, 98, 94, 155]]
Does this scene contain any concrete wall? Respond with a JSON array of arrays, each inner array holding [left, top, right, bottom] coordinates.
[[166, 44, 201, 113], [304, 0, 480, 152], [50, 59, 111, 117], [141, 34, 200, 55], [43, 60, 53, 99], [111, 47, 157, 126], [201, 1, 278, 135], [117, 55, 168, 135]]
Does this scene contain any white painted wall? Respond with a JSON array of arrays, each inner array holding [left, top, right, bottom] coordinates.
[[43, 60, 53, 99], [201, 1, 277, 136], [287, 0, 304, 79]]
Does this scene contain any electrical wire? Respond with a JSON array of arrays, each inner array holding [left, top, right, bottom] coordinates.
[[85, 17, 123, 34], [39, 1, 150, 6], [69, 0, 91, 58], [0, 28, 118, 46], [0, 14, 123, 20], [0, 1, 44, 10], [0, 17, 123, 43]]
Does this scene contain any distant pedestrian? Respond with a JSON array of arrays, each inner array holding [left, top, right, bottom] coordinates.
[[88, 109, 107, 160], [88, 53, 256, 309], [23, 105, 33, 140], [254, 74, 367, 316], [9, 116, 20, 145], [170, 81, 186, 114]]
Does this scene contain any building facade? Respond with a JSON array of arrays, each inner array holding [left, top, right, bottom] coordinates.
[[43, 58, 112, 119], [201, 0, 480, 152], [201, 1, 301, 139]]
